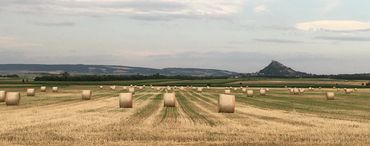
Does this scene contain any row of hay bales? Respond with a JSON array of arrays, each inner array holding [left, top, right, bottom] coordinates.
[[0, 85, 136, 108], [162, 92, 235, 113], [224, 88, 269, 96], [1, 85, 360, 111], [98, 85, 236, 113], [0, 86, 59, 106], [288, 87, 359, 100]]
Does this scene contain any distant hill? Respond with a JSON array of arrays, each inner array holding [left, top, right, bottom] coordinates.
[[258, 60, 309, 77], [0, 64, 239, 77]]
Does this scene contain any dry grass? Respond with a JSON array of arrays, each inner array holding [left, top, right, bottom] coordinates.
[[0, 86, 369, 145]]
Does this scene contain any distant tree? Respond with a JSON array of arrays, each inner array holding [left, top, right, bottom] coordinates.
[[61, 72, 70, 80]]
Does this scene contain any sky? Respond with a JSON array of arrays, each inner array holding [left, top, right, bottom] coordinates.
[[0, 0, 370, 74]]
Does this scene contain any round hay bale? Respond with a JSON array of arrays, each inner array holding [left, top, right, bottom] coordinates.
[[27, 88, 35, 96], [293, 88, 300, 95], [247, 90, 254, 97], [265, 88, 270, 92], [119, 93, 133, 108], [299, 88, 305, 94], [218, 94, 235, 113], [0, 91, 6, 102], [110, 86, 116, 90], [242, 88, 247, 92], [197, 87, 203, 93], [345, 89, 354, 94], [289, 88, 294, 94], [99, 86, 103, 89], [40, 86, 46, 92], [128, 87, 135, 93], [164, 93, 176, 107], [82, 90, 92, 100], [224, 90, 231, 94], [260, 89, 266, 96], [326, 92, 335, 100], [5, 92, 20, 106], [139, 86, 143, 90], [52, 87, 58, 92]]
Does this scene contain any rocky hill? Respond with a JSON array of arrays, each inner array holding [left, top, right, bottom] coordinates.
[[258, 60, 309, 77]]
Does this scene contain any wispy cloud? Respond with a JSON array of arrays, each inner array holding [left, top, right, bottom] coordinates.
[[0, 0, 246, 20], [34, 21, 75, 27], [254, 38, 304, 44], [296, 20, 370, 32], [314, 36, 370, 42], [254, 5, 268, 13]]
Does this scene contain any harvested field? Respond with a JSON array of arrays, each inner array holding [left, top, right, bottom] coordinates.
[[0, 85, 369, 145]]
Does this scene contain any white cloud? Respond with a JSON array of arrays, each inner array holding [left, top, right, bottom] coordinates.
[[295, 20, 370, 32], [0, 0, 246, 20], [254, 5, 267, 13]]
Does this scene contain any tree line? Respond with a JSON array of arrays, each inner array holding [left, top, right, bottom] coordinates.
[[34, 73, 228, 81], [0, 74, 19, 78]]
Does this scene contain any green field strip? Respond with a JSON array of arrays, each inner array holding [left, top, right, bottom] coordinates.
[[127, 94, 162, 123], [176, 91, 217, 126]]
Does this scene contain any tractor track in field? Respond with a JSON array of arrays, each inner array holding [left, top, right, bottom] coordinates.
[[182, 91, 244, 128], [157, 105, 180, 127], [181, 91, 231, 125], [176, 91, 217, 126], [121, 93, 163, 126]]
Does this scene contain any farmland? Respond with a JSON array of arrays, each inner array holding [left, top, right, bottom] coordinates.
[[0, 78, 369, 145]]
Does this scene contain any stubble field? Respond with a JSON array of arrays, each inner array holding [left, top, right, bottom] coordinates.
[[0, 85, 369, 145]]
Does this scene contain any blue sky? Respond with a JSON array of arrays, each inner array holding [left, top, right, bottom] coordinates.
[[0, 0, 369, 74]]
